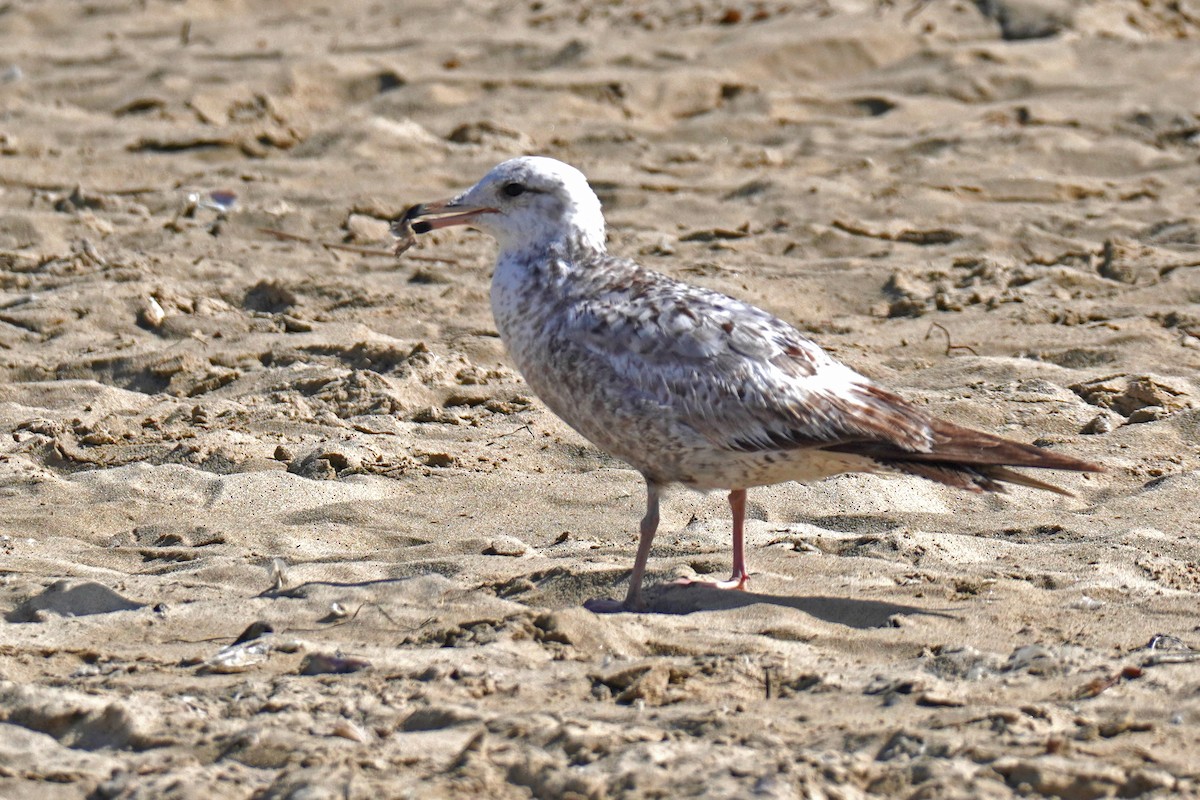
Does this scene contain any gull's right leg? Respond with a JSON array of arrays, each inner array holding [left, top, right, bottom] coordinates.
[[585, 479, 661, 613]]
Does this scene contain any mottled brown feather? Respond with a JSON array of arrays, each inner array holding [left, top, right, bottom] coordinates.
[[826, 417, 1102, 495]]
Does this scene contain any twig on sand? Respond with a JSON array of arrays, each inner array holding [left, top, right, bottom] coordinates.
[[308, 602, 402, 629], [492, 424, 534, 441], [925, 322, 979, 357]]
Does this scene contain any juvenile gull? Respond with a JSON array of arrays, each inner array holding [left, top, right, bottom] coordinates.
[[403, 156, 1102, 612]]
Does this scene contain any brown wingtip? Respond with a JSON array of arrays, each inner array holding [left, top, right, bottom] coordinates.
[[828, 416, 1103, 495], [978, 465, 1079, 497], [926, 418, 1104, 474]]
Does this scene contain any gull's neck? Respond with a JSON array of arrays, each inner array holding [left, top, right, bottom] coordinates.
[[499, 227, 609, 272]]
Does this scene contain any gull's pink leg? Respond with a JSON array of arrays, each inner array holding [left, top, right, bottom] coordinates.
[[585, 480, 661, 613], [677, 488, 750, 591], [728, 487, 749, 587]]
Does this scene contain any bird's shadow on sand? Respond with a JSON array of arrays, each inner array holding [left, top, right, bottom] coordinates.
[[255, 576, 951, 630], [643, 584, 954, 629]]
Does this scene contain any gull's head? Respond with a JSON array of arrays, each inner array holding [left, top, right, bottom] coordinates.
[[403, 156, 606, 255]]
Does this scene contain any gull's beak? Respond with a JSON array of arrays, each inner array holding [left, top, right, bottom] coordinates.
[[400, 198, 498, 234]]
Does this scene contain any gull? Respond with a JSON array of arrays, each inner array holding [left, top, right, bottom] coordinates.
[[402, 156, 1102, 612]]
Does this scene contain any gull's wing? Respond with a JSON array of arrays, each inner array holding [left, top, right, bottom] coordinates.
[[560, 259, 936, 455], [555, 258, 1101, 490]]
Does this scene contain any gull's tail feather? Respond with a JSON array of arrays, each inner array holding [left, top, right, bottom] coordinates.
[[828, 418, 1103, 496]]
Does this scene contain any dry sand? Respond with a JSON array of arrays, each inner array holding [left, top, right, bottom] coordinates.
[[1, 1, 1200, 797]]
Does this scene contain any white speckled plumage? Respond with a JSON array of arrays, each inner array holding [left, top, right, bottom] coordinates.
[[407, 156, 1101, 611]]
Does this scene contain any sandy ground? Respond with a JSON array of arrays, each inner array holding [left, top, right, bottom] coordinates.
[[1, 1, 1200, 797]]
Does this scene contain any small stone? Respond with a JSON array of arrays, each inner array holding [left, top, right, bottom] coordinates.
[[198, 639, 272, 674], [483, 536, 529, 557], [137, 297, 166, 330], [330, 720, 370, 742], [1071, 595, 1104, 611], [1080, 412, 1118, 434], [279, 314, 313, 333], [982, 0, 1074, 41], [268, 558, 289, 591]]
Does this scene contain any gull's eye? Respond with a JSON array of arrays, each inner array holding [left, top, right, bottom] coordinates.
[[502, 182, 526, 198]]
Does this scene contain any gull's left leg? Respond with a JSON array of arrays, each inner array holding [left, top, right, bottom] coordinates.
[[677, 488, 750, 591]]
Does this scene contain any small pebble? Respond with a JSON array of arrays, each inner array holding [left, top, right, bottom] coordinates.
[[483, 535, 529, 556], [330, 720, 370, 743], [268, 558, 289, 591], [1080, 412, 1118, 434], [137, 296, 166, 329]]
